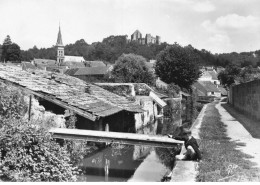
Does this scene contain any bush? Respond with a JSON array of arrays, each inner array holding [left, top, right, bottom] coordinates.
[[0, 119, 78, 182], [0, 82, 78, 181]]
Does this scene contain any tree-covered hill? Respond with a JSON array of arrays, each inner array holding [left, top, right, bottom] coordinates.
[[14, 34, 260, 68]]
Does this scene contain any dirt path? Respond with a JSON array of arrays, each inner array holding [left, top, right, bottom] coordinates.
[[216, 101, 260, 169]]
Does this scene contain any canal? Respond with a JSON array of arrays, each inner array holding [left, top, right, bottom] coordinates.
[[76, 118, 182, 182]]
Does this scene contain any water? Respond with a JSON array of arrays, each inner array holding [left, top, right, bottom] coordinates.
[[76, 118, 181, 182]]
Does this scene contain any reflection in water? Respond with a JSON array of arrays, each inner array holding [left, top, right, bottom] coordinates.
[[77, 118, 181, 182]]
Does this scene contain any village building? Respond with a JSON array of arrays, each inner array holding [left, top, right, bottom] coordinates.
[[0, 64, 145, 133], [198, 70, 220, 85], [193, 81, 221, 98]]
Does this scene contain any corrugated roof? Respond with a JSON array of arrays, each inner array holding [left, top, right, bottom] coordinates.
[[0, 65, 143, 120]]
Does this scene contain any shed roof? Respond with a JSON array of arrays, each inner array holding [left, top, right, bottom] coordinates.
[[0, 65, 143, 120]]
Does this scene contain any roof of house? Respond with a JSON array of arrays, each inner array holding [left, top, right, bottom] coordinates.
[[33, 58, 57, 66], [218, 86, 228, 96], [193, 81, 221, 95], [64, 66, 109, 76], [85, 61, 106, 67], [64, 68, 79, 76], [208, 71, 218, 80], [75, 67, 109, 76], [0, 64, 143, 120], [62, 61, 86, 68], [64, 55, 85, 62]]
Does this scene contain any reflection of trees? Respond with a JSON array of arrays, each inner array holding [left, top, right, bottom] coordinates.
[[155, 146, 181, 169]]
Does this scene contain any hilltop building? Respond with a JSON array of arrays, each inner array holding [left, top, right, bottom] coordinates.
[[130, 30, 161, 45]]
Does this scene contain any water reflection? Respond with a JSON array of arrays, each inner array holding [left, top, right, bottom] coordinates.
[[77, 118, 180, 182]]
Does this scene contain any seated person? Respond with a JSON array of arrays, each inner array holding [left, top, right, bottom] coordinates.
[[168, 128, 202, 161]]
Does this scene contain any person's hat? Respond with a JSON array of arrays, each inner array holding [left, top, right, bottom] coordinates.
[[183, 128, 191, 135]]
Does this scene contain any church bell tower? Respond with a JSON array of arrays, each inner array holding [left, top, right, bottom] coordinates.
[[56, 24, 64, 65]]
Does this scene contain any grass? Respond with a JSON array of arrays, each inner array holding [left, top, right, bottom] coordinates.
[[196, 102, 260, 182]]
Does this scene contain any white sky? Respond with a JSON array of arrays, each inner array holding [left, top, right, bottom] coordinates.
[[0, 0, 260, 54]]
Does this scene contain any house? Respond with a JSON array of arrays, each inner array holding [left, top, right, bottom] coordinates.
[[193, 81, 221, 98], [198, 70, 220, 85]]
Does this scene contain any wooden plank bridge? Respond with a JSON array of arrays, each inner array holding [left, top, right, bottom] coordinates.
[[49, 128, 184, 148]]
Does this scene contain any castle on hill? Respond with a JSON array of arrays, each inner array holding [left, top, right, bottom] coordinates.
[[130, 30, 161, 45]]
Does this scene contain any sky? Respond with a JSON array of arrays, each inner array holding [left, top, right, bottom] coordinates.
[[0, 0, 260, 54]]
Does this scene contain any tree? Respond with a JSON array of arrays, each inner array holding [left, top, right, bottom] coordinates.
[[155, 44, 201, 89], [6, 43, 21, 62], [1, 35, 12, 62], [111, 53, 155, 85], [1, 35, 21, 62], [218, 64, 241, 88]]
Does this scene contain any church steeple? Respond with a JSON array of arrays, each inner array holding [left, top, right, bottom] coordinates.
[[56, 24, 64, 65], [56, 24, 63, 46]]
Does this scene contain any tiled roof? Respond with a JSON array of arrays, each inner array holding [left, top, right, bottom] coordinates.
[[0, 64, 143, 120]]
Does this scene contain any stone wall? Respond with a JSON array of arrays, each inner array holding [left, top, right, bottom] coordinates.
[[230, 79, 260, 121], [23, 95, 66, 129], [135, 96, 157, 131]]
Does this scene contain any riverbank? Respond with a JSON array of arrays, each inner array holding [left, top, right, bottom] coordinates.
[[170, 103, 208, 181]]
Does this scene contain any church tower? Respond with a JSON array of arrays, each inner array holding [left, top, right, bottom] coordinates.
[[56, 24, 64, 65]]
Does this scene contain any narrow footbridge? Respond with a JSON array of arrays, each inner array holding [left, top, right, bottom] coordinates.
[[49, 128, 184, 148]]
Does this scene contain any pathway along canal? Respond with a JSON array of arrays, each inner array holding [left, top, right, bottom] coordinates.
[[75, 118, 182, 182]]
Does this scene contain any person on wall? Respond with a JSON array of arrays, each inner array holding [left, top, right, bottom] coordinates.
[[168, 128, 202, 161]]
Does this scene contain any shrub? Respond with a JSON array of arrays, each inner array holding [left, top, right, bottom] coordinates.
[[0, 119, 78, 182]]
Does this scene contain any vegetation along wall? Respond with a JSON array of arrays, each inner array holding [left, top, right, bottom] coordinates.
[[230, 79, 260, 121]]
